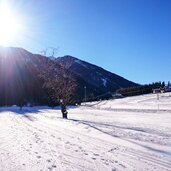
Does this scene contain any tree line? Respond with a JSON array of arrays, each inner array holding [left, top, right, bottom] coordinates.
[[117, 82, 166, 97]]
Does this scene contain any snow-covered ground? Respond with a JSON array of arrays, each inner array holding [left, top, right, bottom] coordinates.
[[0, 93, 171, 171]]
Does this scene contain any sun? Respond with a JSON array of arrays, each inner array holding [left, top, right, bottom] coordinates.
[[0, 3, 21, 46]]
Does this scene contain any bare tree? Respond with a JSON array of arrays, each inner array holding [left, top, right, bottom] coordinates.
[[39, 47, 59, 57], [40, 62, 78, 106], [38, 47, 78, 119], [48, 47, 59, 57]]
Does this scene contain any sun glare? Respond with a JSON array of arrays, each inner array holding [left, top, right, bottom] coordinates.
[[0, 3, 21, 46]]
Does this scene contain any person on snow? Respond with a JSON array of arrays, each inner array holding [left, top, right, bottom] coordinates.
[[60, 99, 68, 119]]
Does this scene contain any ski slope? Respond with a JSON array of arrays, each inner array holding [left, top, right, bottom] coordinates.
[[0, 93, 171, 171]]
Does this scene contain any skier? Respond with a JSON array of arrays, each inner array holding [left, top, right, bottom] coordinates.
[[60, 99, 68, 119]]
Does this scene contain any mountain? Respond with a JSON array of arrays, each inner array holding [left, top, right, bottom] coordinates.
[[55, 55, 138, 95], [0, 47, 79, 106], [0, 47, 138, 106]]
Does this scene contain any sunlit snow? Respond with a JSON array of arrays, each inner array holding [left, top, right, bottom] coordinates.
[[0, 93, 171, 171]]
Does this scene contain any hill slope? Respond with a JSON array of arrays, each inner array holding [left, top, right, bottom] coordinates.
[[56, 55, 138, 93], [0, 47, 137, 105], [0, 47, 79, 105]]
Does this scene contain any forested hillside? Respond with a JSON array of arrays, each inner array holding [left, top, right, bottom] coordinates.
[[0, 47, 137, 106]]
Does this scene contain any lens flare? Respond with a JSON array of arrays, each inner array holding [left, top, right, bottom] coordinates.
[[0, 2, 21, 46]]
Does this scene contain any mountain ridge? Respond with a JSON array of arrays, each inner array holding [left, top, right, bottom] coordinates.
[[0, 47, 138, 105], [55, 55, 137, 92]]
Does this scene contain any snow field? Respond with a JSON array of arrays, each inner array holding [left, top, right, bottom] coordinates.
[[0, 93, 171, 171]]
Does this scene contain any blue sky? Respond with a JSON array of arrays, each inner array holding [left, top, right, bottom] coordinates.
[[2, 0, 171, 84]]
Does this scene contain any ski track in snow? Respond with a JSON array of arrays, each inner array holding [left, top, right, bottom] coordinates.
[[0, 93, 171, 171]]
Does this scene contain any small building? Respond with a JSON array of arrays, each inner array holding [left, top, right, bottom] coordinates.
[[165, 85, 171, 92], [152, 88, 161, 94]]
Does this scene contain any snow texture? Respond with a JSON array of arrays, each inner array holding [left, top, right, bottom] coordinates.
[[0, 93, 171, 171], [101, 78, 107, 87]]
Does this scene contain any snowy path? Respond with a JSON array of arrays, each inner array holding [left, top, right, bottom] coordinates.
[[0, 94, 171, 171]]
